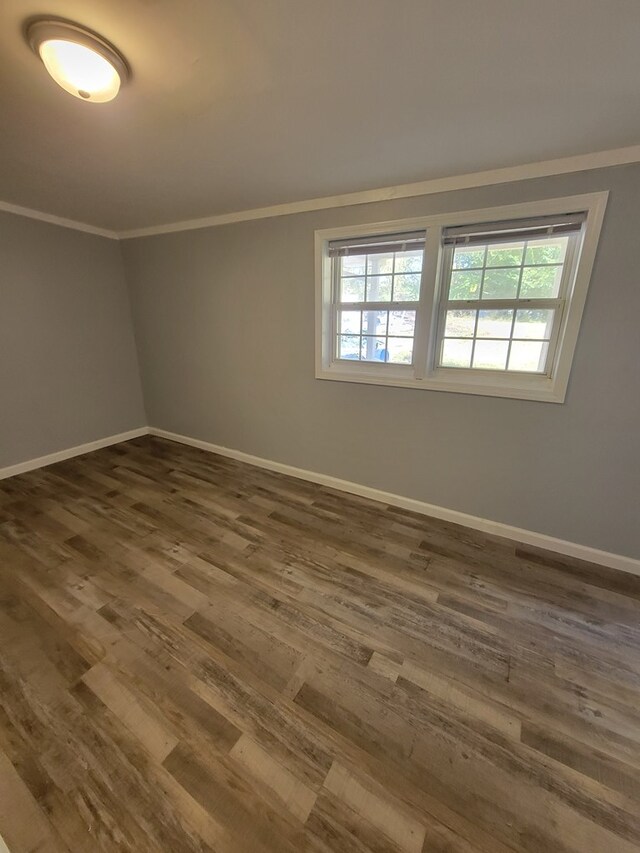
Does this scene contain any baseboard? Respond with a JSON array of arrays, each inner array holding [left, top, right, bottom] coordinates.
[[149, 427, 640, 577], [0, 427, 149, 481], [2, 424, 636, 577]]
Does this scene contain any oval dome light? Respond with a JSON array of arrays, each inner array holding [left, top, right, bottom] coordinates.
[[26, 18, 130, 103]]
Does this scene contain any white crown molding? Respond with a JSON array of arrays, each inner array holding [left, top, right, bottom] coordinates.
[[148, 427, 640, 577], [1, 145, 640, 241], [118, 145, 640, 239], [0, 427, 148, 480], [0, 199, 118, 239]]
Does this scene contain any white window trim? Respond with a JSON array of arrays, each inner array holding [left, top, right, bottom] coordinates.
[[315, 191, 608, 403]]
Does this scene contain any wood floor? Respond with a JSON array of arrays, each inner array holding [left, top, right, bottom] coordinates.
[[0, 437, 639, 853]]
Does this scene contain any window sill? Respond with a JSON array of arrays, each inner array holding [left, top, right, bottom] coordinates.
[[316, 363, 566, 402]]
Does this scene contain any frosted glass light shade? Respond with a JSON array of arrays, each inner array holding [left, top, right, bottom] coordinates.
[[39, 39, 120, 102], [26, 18, 129, 104]]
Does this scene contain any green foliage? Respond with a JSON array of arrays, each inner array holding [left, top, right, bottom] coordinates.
[[486, 245, 524, 267], [525, 240, 566, 265], [481, 268, 519, 299], [395, 251, 423, 273], [393, 273, 421, 301], [449, 269, 481, 299], [520, 265, 560, 298]]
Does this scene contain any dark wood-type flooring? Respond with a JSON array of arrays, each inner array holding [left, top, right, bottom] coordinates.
[[1, 436, 639, 853]]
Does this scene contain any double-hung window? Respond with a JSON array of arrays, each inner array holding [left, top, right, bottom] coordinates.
[[316, 193, 607, 402], [330, 231, 424, 366]]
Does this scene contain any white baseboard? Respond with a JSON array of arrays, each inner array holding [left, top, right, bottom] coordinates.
[[149, 427, 640, 577], [0, 427, 149, 481], [1, 424, 636, 577]]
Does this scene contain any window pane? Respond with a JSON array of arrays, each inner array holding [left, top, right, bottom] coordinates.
[[367, 253, 394, 275], [340, 277, 365, 302], [388, 310, 415, 336], [365, 275, 392, 301], [453, 247, 485, 269], [338, 335, 360, 360], [508, 340, 549, 372], [476, 309, 513, 339], [361, 336, 387, 362], [341, 254, 366, 276], [393, 273, 421, 302], [524, 236, 568, 266], [473, 340, 509, 370], [362, 310, 388, 335], [519, 265, 562, 298], [395, 250, 423, 273], [338, 244, 425, 310], [339, 311, 361, 334], [486, 242, 524, 267], [481, 267, 519, 299], [441, 339, 473, 368], [444, 310, 476, 338], [435, 224, 577, 377], [387, 337, 414, 364], [513, 309, 554, 340], [449, 269, 481, 299]]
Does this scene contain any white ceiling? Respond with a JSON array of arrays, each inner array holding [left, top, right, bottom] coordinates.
[[1, 0, 640, 231]]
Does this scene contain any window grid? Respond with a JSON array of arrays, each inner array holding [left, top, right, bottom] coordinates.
[[438, 236, 569, 374], [334, 247, 423, 365]]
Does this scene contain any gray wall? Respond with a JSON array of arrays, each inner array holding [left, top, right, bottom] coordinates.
[[0, 212, 146, 467], [122, 164, 640, 558]]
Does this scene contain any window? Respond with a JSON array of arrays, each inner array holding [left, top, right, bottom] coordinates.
[[331, 232, 424, 365], [437, 215, 582, 374], [315, 193, 607, 402]]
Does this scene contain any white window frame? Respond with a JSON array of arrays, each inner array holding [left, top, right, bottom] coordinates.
[[315, 192, 608, 403]]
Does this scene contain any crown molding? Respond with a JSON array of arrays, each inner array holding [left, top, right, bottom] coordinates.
[[2, 145, 640, 241], [0, 199, 118, 239], [117, 145, 640, 239]]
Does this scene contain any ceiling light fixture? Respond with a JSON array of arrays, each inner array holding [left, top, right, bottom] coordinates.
[[26, 18, 130, 103]]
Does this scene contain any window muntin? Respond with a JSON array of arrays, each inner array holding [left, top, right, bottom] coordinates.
[[331, 232, 425, 365], [316, 194, 607, 402], [436, 226, 579, 374]]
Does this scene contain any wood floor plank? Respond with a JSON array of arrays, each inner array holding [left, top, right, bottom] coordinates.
[[0, 749, 66, 853], [81, 663, 178, 763], [229, 734, 318, 822], [322, 761, 426, 853], [0, 434, 638, 852]]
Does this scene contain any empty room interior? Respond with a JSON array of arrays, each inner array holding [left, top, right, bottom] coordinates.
[[2, 2, 640, 851]]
